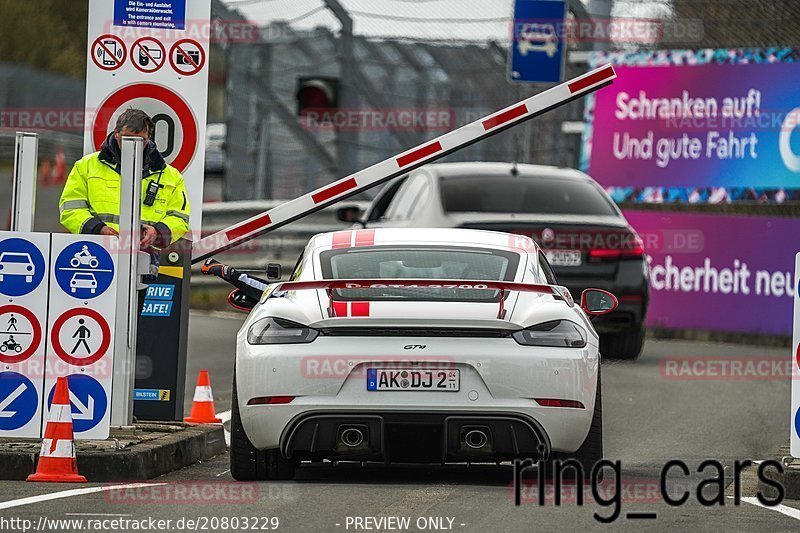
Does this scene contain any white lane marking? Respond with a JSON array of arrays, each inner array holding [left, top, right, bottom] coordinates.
[[736, 497, 800, 521], [218, 409, 232, 447], [0, 483, 167, 511], [215, 469, 231, 477]]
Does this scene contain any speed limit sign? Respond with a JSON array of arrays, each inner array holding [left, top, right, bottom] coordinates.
[[91, 83, 198, 173], [83, 0, 209, 233]]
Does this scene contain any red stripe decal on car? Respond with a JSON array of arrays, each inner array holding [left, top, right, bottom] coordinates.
[[332, 231, 352, 249], [482, 103, 528, 130], [568, 65, 615, 94], [312, 177, 358, 204], [332, 301, 348, 317], [350, 301, 370, 317], [355, 229, 375, 247], [226, 213, 272, 241], [396, 141, 442, 168]]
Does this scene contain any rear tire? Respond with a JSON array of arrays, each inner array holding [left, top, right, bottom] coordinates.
[[573, 366, 603, 476], [600, 325, 644, 360], [230, 373, 296, 481]]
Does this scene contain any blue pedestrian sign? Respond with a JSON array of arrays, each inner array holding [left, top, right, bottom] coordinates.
[[47, 374, 108, 434], [0, 372, 38, 431], [54, 241, 115, 299], [509, 0, 567, 84], [0, 237, 46, 297]]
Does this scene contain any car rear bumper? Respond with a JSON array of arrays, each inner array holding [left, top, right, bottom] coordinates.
[[235, 335, 599, 457], [280, 410, 549, 463]]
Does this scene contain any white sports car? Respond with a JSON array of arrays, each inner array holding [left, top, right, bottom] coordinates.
[[231, 228, 617, 480]]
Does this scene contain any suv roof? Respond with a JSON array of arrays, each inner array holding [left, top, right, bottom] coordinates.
[[421, 162, 591, 182]]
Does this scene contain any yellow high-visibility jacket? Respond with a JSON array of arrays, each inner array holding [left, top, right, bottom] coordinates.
[[59, 149, 190, 246]]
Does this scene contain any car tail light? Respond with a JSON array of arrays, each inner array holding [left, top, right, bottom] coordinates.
[[247, 396, 295, 406], [512, 320, 587, 348], [588, 230, 644, 261], [534, 398, 585, 408], [247, 317, 319, 345]]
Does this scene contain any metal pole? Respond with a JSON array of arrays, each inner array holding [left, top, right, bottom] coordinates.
[[323, 0, 358, 175], [110, 136, 143, 426], [11, 132, 38, 232], [586, 0, 613, 52]]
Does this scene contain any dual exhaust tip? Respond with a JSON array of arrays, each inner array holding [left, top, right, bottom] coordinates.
[[337, 424, 492, 452]]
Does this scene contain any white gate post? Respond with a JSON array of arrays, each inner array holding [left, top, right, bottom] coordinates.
[[110, 136, 144, 426], [11, 132, 38, 232]]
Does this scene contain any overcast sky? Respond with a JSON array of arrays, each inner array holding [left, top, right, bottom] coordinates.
[[220, 0, 671, 42]]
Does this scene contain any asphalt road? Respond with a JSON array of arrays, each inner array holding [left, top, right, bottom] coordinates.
[[1, 311, 799, 533]]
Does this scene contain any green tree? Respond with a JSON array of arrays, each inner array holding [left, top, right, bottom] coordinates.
[[0, 0, 89, 78]]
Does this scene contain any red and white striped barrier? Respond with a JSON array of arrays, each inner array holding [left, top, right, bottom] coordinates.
[[191, 64, 616, 263]]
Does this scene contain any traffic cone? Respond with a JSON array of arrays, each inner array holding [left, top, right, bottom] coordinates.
[[27, 376, 87, 483], [184, 370, 222, 423]]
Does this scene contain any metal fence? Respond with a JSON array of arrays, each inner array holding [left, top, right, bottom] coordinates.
[[216, 1, 589, 203]]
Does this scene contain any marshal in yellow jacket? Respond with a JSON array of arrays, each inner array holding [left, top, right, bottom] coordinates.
[[59, 133, 190, 247]]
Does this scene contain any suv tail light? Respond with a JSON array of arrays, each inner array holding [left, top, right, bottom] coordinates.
[[588, 230, 644, 261]]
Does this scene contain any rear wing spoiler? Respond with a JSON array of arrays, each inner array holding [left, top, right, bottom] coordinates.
[[268, 279, 575, 319]]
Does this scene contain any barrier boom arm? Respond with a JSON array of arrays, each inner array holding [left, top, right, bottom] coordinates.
[[191, 64, 617, 263]]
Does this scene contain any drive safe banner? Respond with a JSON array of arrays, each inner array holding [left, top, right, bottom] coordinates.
[[623, 210, 797, 336], [582, 49, 800, 192]]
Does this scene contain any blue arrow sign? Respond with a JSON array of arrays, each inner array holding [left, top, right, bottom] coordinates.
[[48, 374, 107, 433], [509, 0, 567, 84], [0, 237, 46, 297], [0, 371, 38, 431], [54, 241, 115, 300]]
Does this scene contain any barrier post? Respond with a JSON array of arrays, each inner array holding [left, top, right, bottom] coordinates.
[[110, 136, 144, 426], [133, 240, 192, 421], [11, 132, 38, 232]]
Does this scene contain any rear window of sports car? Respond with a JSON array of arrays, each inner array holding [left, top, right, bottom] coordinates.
[[319, 246, 520, 302]]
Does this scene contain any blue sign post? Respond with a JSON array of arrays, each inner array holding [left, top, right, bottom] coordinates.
[[0, 238, 46, 297], [0, 372, 38, 431], [509, 0, 567, 84], [47, 374, 108, 434], [53, 241, 115, 300]]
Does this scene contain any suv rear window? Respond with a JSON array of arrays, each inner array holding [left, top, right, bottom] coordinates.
[[441, 176, 617, 216]]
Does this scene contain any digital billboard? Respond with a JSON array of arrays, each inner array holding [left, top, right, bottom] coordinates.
[[582, 48, 800, 203], [625, 210, 797, 335]]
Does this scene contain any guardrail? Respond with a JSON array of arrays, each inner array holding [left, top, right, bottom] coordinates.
[[193, 200, 370, 286]]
